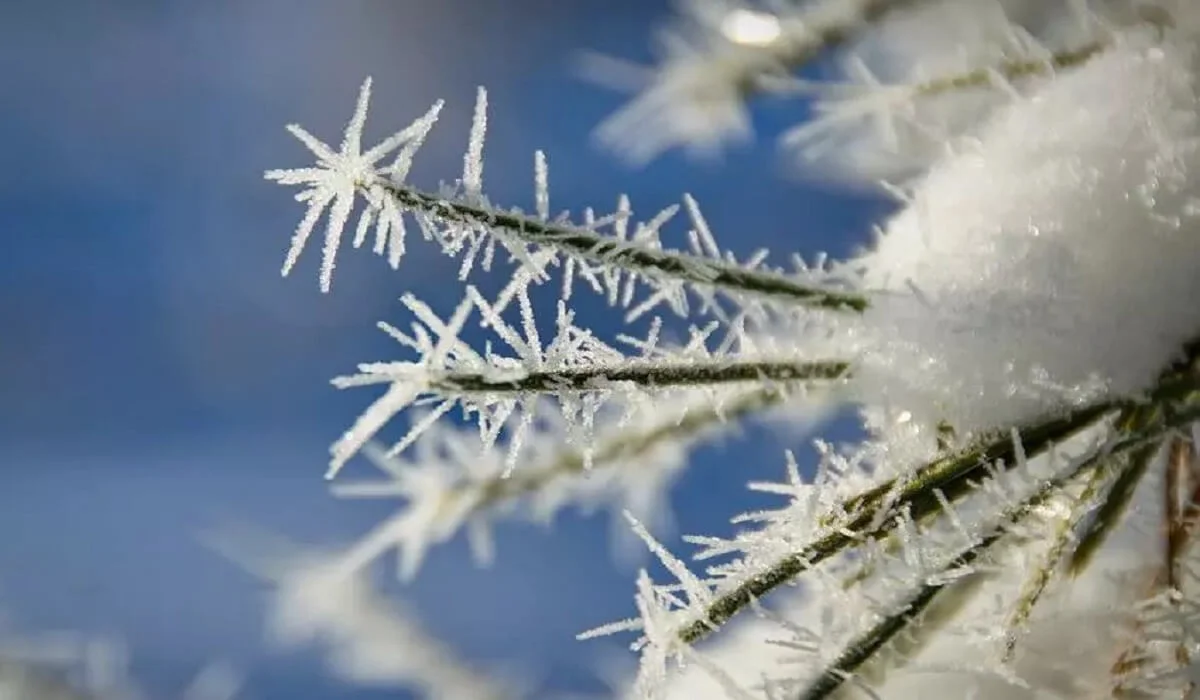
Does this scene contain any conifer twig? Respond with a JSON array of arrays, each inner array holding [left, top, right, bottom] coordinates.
[[331, 388, 793, 577], [902, 42, 1105, 99], [1004, 403, 1168, 655], [421, 359, 853, 396], [737, 0, 926, 94], [1001, 414, 1138, 659], [676, 351, 1200, 646], [466, 388, 786, 511], [1068, 339, 1200, 574], [390, 390, 783, 518], [675, 401, 1117, 645], [800, 431, 1133, 699], [377, 184, 869, 312], [587, 0, 928, 163]]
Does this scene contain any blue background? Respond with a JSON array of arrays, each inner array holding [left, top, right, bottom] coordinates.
[[0, 1, 885, 696]]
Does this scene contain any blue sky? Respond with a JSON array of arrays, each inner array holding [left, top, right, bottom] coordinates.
[[0, 1, 887, 696]]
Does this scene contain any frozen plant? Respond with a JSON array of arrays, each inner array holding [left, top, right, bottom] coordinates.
[[262, 0, 1200, 697]]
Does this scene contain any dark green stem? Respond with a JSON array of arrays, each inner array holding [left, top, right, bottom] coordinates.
[[434, 359, 852, 395]]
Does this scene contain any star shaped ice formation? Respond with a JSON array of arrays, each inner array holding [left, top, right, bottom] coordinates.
[[265, 78, 442, 292]]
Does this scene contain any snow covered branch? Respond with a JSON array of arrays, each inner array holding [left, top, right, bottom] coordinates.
[[655, 343, 1199, 648], [796, 433, 1121, 700], [585, 0, 927, 162]]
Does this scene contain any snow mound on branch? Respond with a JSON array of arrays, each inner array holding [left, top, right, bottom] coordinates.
[[848, 30, 1200, 445]]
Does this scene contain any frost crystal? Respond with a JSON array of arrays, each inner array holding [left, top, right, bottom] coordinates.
[[265, 78, 443, 292]]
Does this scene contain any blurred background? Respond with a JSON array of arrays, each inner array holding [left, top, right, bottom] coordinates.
[[0, 1, 887, 697]]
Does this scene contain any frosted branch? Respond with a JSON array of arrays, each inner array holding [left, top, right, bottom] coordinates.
[[1070, 343, 1200, 573], [380, 184, 867, 312], [787, 40, 1107, 155], [267, 81, 864, 316], [907, 41, 1104, 97], [672, 352, 1200, 647], [454, 387, 786, 513], [1002, 433, 1116, 659], [330, 388, 790, 578], [423, 358, 851, 395], [587, 0, 926, 162], [260, 8, 1200, 697], [325, 280, 853, 478], [673, 405, 1115, 646], [332, 354, 847, 479], [799, 434, 1120, 699]]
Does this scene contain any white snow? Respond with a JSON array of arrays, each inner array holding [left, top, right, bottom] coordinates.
[[845, 26, 1200, 445]]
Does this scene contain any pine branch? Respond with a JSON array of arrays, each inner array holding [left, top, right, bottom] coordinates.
[[907, 42, 1105, 98], [468, 388, 785, 511], [586, 0, 929, 162], [378, 184, 869, 312], [824, 404, 1115, 528], [267, 79, 867, 312], [676, 354, 1200, 647], [675, 402, 1114, 646], [264, 12, 1200, 696], [328, 280, 854, 477], [330, 388, 791, 579], [734, 0, 925, 94], [798, 431, 1132, 700], [1067, 416, 1162, 575], [1002, 412, 1137, 659], [788, 41, 1113, 167], [798, 536, 995, 699], [425, 359, 852, 396], [1067, 340, 1200, 574], [789, 338, 1200, 695]]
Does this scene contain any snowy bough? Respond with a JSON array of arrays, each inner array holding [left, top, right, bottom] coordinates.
[[262, 1, 1200, 697]]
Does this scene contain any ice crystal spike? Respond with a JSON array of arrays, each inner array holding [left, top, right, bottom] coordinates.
[[265, 78, 444, 292]]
